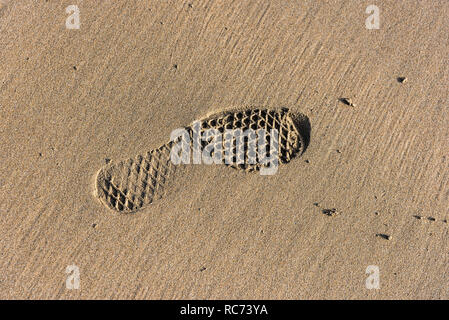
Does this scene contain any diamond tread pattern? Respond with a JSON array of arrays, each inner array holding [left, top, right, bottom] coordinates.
[[95, 108, 303, 212]]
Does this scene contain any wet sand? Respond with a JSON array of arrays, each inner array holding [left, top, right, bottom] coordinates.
[[0, 0, 448, 299]]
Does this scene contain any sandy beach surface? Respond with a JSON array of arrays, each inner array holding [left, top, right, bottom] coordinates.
[[0, 0, 448, 299]]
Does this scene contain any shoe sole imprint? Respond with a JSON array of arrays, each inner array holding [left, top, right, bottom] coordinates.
[[94, 107, 308, 213]]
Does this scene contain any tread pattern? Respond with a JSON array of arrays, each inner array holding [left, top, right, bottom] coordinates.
[[95, 108, 304, 212], [200, 108, 303, 171]]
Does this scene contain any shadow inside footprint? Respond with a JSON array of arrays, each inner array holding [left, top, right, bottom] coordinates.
[[289, 110, 311, 153]]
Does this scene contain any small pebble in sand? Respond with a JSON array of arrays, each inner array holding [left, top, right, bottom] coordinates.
[[376, 233, 392, 240], [305, 159, 310, 163], [397, 77, 408, 83], [322, 208, 339, 216], [339, 98, 356, 107], [92, 223, 97, 229], [374, 211, 379, 216]]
